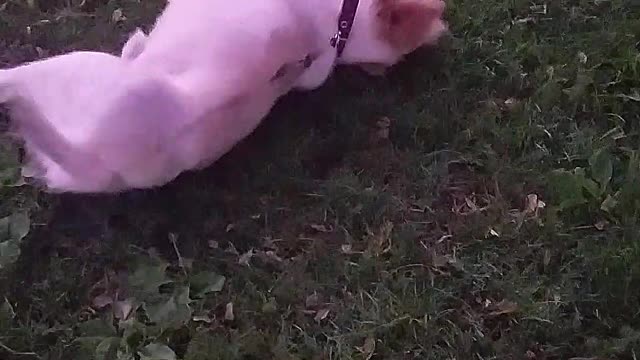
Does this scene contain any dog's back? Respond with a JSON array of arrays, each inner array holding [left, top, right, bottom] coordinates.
[[134, 0, 315, 100]]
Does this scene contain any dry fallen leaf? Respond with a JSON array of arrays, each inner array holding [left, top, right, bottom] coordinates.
[[431, 253, 450, 269], [577, 51, 588, 64], [341, 244, 353, 254], [504, 97, 518, 108], [314, 308, 330, 322], [263, 251, 283, 263], [114, 299, 134, 320], [367, 220, 393, 257], [375, 117, 392, 141], [355, 336, 376, 360], [310, 224, 333, 233], [525, 194, 546, 215], [262, 297, 278, 313], [111, 8, 126, 23], [466, 197, 479, 212], [225, 302, 234, 321], [543, 249, 551, 268], [238, 249, 254, 267], [487, 300, 519, 317], [376, 117, 392, 129], [305, 293, 320, 309], [91, 294, 113, 309], [367, 116, 394, 144], [192, 314, 213, 323], [594, 220, 607, 231]]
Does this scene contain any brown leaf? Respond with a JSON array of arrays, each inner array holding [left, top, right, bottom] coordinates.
[[594, 220, 607, 231], [367, 221, 393, 257], [309, 224, 333, 233], [114, 299, 134, 320], [111, 8, 126, 23], [192, 313, 213, 323], [314, 308, 330, 322], [431, 253, 449, 268], [525, 194, 546, 215], [376, 117, 392, 129], [504, 97, 518, 108], [543, 249, 551, 268], [224, 302, 235, 321], [91, 294, 113, 309], [487, 300, 519, 317], [262, 297, 278, 313], [341, 244, 353, 254], [464, 197, 479, 212], [264, 251, 283, 262], [368, 117, 394, 144], [305, 293, 320, 309], [238, 249, 254, 267], [356, 336, 376, 360]]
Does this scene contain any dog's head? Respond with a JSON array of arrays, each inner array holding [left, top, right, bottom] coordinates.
[[339, 0, 447, 69]]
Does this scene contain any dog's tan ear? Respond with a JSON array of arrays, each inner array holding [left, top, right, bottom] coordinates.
[[376, 0, 446, 51]]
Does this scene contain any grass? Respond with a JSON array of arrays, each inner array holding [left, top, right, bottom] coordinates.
[[0, 0, 639, 358]]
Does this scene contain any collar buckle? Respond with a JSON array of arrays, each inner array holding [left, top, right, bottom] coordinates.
[[330, 0, 360, 58], [330, 31, 348, 49]]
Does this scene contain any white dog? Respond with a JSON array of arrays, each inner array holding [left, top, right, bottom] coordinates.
[[0, 0, 447, 193]]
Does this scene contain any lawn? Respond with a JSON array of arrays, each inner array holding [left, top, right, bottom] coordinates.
[[0, 0, 639, 359]]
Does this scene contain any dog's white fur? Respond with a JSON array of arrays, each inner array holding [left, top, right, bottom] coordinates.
[[0, 0, 447, 193]]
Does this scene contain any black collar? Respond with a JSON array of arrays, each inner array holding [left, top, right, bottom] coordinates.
[[329, 0, 360, 57]]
